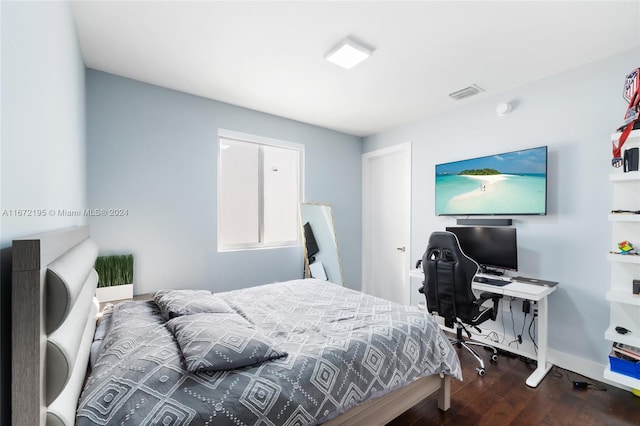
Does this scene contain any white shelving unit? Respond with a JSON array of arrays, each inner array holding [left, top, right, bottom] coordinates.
[[607, 253, 640, 264], [604, 129, 640, 389], [608, 213, 640, 222]]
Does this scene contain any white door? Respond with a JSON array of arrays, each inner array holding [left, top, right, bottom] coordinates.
[[362, 143, 411, 304]]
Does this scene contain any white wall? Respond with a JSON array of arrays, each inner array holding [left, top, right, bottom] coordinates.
[[1, 2, 87, 240], [86, 70, 362, 295], [363, 48, 640, 378], [0, 2, 86, 424]]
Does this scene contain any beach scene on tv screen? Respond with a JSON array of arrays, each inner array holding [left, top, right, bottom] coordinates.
[[435, 147, 547, 215]]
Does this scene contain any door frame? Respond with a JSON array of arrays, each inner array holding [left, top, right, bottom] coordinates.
[[361, 143, 412, 303]]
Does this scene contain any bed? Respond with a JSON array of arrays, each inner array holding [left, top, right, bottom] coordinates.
[[12, 226, 460, 426]]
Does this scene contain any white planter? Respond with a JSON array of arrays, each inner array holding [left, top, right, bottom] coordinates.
[[95, 283, 133, 303]]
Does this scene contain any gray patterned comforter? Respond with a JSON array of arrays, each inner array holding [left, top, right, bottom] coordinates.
[[77, 279, 461, 425]]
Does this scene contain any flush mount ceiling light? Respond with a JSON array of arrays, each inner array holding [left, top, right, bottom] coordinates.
[[325, 36, 374, 70]]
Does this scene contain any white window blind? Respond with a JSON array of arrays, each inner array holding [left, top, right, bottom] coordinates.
[[218, 131, 302, 251]]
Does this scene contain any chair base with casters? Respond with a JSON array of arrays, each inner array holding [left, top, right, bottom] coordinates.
[[420, 284, 503, 376], [452, 290, 503, 376], [450, 320, 499, 376]]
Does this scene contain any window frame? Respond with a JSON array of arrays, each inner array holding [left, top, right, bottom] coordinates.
[[217, 129, 304, 252]]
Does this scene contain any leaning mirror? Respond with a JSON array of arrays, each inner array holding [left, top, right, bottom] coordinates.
[[300, 203, 344, 286]]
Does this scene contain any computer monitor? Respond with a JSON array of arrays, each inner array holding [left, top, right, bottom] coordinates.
[[445, 226, 518, 274]]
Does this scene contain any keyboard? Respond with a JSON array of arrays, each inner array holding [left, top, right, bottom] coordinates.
[[473, 276, 511, 287]]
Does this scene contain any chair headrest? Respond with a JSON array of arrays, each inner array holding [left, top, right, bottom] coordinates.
[[425, 231, 479, 271], [428, 231, 463, 253]]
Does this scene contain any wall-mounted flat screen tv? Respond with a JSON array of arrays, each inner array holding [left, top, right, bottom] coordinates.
[[435, 146, 547, 216]]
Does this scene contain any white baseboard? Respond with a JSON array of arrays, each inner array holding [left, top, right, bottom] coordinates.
[[548, 348, 630, 391]]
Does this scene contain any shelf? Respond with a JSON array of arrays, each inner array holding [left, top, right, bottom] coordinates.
[[606, 290, 640, 306], [609, 171, 640, 182], [608, 214, 640, 222], [605, 327, 640, 348], [607, 253, 640, 264], [603, 367, 640, 389], [611, 129, 640, 142]]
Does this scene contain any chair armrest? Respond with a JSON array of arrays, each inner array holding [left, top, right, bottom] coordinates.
[[475, 292, 503, 321], [476, 292, 503, 303]]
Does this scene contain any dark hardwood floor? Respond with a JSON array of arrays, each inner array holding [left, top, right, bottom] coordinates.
[[390, 344, 640, 425]]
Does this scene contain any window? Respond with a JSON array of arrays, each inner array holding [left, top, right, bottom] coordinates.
[[218, 130, 303, 251]]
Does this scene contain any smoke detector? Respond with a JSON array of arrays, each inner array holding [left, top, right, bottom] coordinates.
[[496, 102, 512, 116]]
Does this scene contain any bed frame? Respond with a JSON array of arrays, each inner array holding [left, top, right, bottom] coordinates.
[[12, 226, 98, 426], [12, 226, 450, 426]]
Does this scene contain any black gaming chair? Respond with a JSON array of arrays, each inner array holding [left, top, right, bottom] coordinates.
[[418, 231, 503, 376]]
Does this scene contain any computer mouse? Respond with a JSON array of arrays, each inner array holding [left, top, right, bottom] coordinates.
[[476, 276, 488, 283]]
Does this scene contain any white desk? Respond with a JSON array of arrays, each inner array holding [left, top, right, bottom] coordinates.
[[409, 270, 557, 387]]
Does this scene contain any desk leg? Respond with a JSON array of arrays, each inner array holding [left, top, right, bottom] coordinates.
[[526, 295, 553, 387]]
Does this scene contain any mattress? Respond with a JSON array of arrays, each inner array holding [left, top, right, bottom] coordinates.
[[77, 279, 461, 425]]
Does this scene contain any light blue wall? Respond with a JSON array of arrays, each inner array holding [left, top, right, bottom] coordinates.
[[0, 2, 86, 424], [364, 48, 640, 368], [86, 70, 362, 294]]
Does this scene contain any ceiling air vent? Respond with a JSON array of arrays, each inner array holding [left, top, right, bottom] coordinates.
[[448, 84, 485, 100]]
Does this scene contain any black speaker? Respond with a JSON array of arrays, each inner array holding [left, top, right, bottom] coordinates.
[[456, 218, 513, 226], [624, 147, 639, 172]]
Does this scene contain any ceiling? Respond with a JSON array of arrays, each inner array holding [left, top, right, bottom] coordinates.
[[70, 1, 640, 137]]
